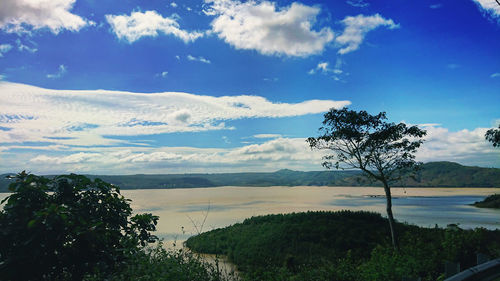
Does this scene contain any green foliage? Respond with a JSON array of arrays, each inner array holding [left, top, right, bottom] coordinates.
[[486, 125, 500, 147], [306, 108, 426, 182], [473, 194, 500, 209], [0, 172, 159, 281], [307, 108, 427, 250], [187, 211, 500, 281], [84, 242, 238, 281]]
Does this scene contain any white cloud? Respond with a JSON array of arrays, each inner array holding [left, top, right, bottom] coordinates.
[[2, 124, 499, 174], [205, 0, 334, 57], [308, 58, 345, 81], [336, 14, 399, 54], [491, 72, 500, 78], [13, 137, 325, 174], [416, 126, 499, 167], [346, 0, 369, 8], [0, 0, 89, 34], [253, 134, 282, 139], [46, 64, 67, 79], [0, 44, 12, 57], [0, 81, 350, 147], [472, 0, 500, 19], [5, 125, 497, 174], [171, 2, 178, 8], [158, 71, 168, 78], [263, 77, 278, 82], [16, 39, 38, 53], [187, 54, 211, 63], [308, 61, 342, 75], [105, 10, 204, 43]]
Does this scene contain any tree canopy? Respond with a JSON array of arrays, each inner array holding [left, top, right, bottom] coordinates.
[[307, 108, 426, 250], [0, 172, 159, 281], [486, 125, 500, 147]]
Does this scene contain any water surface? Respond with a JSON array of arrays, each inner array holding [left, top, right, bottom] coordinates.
[[118, 186, 500, 245]]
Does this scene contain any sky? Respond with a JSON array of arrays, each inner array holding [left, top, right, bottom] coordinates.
[[0, 0, 499, 174]]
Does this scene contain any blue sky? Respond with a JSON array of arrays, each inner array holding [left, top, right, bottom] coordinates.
[[0, 0, 499, 174]]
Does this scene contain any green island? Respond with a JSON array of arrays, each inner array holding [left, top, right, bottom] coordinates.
[[473, 194, 500, 209], [186, 211, 500, 281]]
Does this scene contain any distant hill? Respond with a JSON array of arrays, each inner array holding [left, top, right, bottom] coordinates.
[[1, 161, 500, 192]]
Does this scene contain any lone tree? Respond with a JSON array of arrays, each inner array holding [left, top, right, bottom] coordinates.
[[0, 172, 159, 281], [307, 108, 426, 250], [486, 125, 500, 147]]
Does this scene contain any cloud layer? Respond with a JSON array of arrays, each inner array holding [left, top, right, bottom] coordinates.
[[0, 81, 350, 146], [0, 0, 89, 34], [205, 0, 334, 57], [106, 10, 204, 43], [1, 125, 497, 174]]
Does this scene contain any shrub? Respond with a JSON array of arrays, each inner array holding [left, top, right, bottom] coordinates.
[[0, 172, 158, 280]]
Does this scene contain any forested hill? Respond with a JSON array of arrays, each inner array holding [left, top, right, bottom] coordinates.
[[1, 161, 500, 192]]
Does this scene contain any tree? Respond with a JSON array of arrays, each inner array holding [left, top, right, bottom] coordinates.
[[0, 172, 159, 281], [307, 108, 426, 250], [485, 125, 500, 147]]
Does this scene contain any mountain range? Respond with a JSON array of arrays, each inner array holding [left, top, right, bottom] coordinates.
[[1, 161, 500, 192]]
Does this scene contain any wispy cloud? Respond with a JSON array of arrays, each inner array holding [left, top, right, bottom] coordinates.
[[309, 61, 342, 75], [170, 2, 178, 8], [46, 65, 67, 79], [252, 134, 282, 139], [105, 10, 204, 43], [0, 0, 90, 34], [0, 81, 350, 147], [429, 3, 443, 9], [16, 39, 37, 53], [336, 14, 399, 54], [205, 0, 334, 57], [308, 59, 345, 81], [490, 72, 500, 78], [187, 55, 211, 64], [447, 63, 460, 69], [0, 44, 12, 57], [346, 0, 369, 8]]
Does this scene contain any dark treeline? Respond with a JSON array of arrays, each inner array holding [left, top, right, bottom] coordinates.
[[186, 211, 500, 281], [2, 161, 500, 192]]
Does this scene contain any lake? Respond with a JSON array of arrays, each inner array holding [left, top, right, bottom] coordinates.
[[117, 186, 500, 246]]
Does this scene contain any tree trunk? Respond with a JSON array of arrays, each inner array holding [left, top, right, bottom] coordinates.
[[382, 181, 399, 251]]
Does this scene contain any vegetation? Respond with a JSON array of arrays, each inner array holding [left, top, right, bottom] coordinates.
[[473, 194, 500, 209], [2, 162, 500, 192], [307, 108, 426, 250], [84, 242, 237, 281], [0, 172, 234, 281], [187, 211, 500, 281], [486, 125, 500, 147], [474, 126, 500, 209]]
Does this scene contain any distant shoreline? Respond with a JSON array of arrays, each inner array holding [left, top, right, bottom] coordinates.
[[2, 161, 500, 192]]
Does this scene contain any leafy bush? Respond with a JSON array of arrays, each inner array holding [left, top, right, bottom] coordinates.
[[84, 242, 239, 281], [0, 172, 159, 280]]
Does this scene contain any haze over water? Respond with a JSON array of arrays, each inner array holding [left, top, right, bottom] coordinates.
[[118, 186, 500, 244]]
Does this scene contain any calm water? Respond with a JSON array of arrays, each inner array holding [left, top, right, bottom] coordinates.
[[117, 186, 500, 245]]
